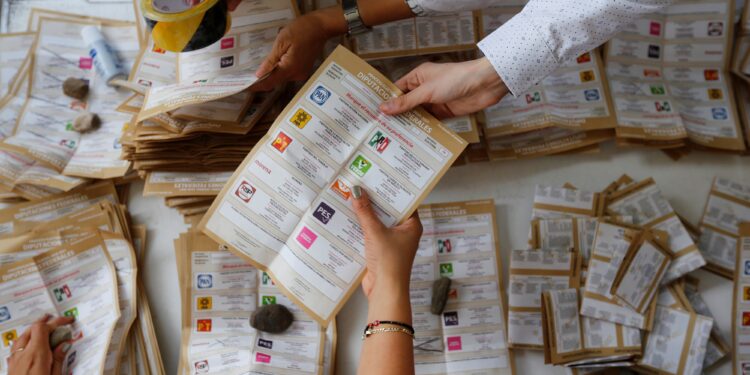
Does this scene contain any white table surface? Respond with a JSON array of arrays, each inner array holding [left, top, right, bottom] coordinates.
[[126, 144, 747, 375]]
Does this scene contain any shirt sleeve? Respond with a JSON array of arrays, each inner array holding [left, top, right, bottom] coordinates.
[[477, 0, 674, 96], [407, 0, 499, 15]]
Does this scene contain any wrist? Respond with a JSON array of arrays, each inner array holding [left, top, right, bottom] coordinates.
[[474, 57, 507, 98], [313, 7, 348, 39]]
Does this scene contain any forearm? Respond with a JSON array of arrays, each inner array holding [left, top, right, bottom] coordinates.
[[358, 278, 415, 375], [313, 0, 414, 39]]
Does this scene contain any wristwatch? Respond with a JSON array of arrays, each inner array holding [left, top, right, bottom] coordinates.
[[342, 0, 372, 36]]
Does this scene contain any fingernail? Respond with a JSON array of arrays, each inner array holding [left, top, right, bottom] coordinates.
[[380, 102, 393, 112], [352, 185, 362, 199], [61, 343, 71, 353]]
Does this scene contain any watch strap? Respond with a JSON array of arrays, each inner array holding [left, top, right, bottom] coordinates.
[[342, 0, 371, 36]]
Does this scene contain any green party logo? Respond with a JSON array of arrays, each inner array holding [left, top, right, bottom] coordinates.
[[261, 296, 276, 305], [439, 263, 454, 277], [349, 155, 372, 177]]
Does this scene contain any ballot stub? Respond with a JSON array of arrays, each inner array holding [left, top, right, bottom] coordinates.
[[733, 223, 750, 375], [697, 177, 750, 278], [411, 200, 514, 374], [198, 45, 467, 324]]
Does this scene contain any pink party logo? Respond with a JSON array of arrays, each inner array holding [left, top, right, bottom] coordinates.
[[447, 336, 462, 351], [79, 57, 93, 70], [296, 227, 318, 249], [255, 353, 271, 363]]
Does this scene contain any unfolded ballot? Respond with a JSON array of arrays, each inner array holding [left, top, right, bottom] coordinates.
[[199, 45, 467, 324]]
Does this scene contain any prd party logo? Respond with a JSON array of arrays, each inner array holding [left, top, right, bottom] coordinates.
[[234, 180, 257, 203], [579, 70, 595, 83], [2, 329, 16, 347], [349, 155, 372, 177], [368, 131, 390, 153], [271, 132, 293, 153], [197, 296, 212, 310], [290, 108, 312, 129], [707, 88, 723, 100]]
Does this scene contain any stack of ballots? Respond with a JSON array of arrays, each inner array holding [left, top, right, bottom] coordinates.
[[0, 180, 165, 374], [506, 176, 731, 374], [117, 0, 301, 222]]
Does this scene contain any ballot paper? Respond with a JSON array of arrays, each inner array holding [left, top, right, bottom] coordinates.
[[530, 217, 631, 268], [605, 0, 746, 151], [176, 231, 333, 375], [531, 185, 599, 220], [136, 0, 298, 122], [199, 45, 467, 324], [0, 181, 118, 238], [681, 276, 730, 369], [508, 248, 581, 349], [0, 232, 120, 375], [143, 171, 233, 197], [606, 177, 706, 282], [610, 230, 672, 314], [733, 223, 750, 375], [350, 12, 479, 60], [541, 288, 641, 366], [636, 306, 713, 375], [411, 200, 513, 374], [0, 32, 34, 109], [0, 16, 138, 179], [697, 177, 750, 278], [580, 221, 655, 330]]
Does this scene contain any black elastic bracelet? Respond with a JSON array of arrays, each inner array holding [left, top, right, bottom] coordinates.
[[364, 320, 415, 336]]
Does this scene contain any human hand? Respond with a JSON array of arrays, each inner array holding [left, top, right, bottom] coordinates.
[[7, 314, 75, 375], [351, 186, 422, 299], [379, 57, 509, 119], [251, 8, 347, 91]]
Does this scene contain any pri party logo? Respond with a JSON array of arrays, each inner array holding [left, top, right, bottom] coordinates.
[[53, 285, 73, 303], [349, 155, 372, 177], [195, 360, 209, 373], [368, 131, 390, 153], [438, 239, 452, 254]]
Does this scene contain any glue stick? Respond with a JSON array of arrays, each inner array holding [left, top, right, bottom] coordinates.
[[81, 26, 127, 86]]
